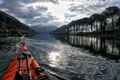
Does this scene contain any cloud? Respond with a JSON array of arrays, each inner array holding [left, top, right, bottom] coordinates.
[[0, 0, 4, 5], [0, 0, 119, 27], [65, 0, 120, 23]]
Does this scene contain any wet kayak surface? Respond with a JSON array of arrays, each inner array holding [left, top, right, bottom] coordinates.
[[0, 34, 120, 80]]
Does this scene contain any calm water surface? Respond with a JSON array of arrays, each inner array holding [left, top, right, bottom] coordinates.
[[28, 34, 120, 80], [0, 34, 120, 80]]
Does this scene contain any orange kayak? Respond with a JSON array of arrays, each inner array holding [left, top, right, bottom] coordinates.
[[1, 56, 48, 80]]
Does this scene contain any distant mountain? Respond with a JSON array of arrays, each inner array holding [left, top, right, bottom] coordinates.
[[31, 25, 57, 33], [0, 10, 35, 37]]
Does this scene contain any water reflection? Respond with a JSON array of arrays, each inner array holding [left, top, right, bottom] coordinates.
[[47, 51, 64, 67], [29, 34, 120, 80], [55, 35, 120, 60]]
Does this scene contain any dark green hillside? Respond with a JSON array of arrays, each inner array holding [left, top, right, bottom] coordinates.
[[0, 11, 35, 37]]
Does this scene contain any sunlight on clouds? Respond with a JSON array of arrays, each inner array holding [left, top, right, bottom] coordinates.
[[11, 0, 113, 25], [0, 0, 119, 26], [18, 18, 27, 23], [18, 0, 120, 26], [25, 2, 41, 10], [0, 0, 4, 4], [0, 8, 9, 12], [23, 1, 70, 25], [25, 0, 111, 25], [42, 1, 81, 25], [33, 16, 41, 19], [47, 2, 66, 23]]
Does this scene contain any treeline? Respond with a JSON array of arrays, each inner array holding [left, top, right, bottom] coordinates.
[[53, 6, 120, 37], [0, 10, 35, 37]]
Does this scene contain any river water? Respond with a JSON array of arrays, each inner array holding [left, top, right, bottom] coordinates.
[[27, 34, 120, 80], [0, 34, 120, 80]]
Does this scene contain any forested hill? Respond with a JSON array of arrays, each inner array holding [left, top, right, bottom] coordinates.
[[0, 10, 35, 37], [54, 6, 120, 36]]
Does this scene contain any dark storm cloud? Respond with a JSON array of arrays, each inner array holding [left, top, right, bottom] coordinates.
[[14, 6, 47, 19], [0, 0, 55, 26]]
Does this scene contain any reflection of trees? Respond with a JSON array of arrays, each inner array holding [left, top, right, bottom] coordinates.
[[68, 36, 120, 59], [52, 6, 120, 59], [54, 34, 120, 59]]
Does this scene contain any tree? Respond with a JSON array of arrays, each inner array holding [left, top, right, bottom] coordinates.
[[102, 6, 120, 32]]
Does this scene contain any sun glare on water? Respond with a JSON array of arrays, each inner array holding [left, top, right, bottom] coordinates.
[[47, 51, 64, 67]]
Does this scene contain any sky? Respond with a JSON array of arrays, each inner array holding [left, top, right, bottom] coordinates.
[[0, 0, 120, 27]]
